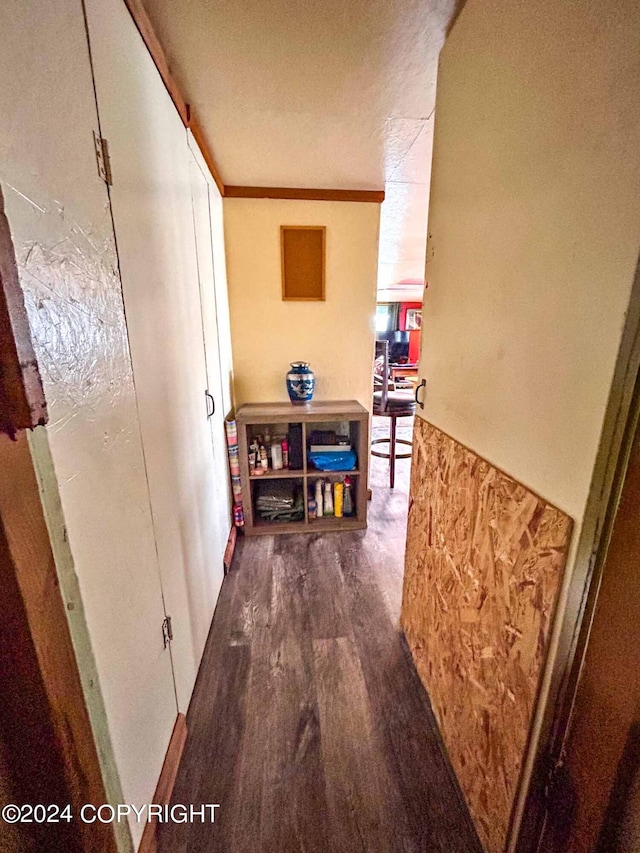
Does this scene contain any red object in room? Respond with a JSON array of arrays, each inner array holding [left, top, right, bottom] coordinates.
[[399, 302, 422, 363]]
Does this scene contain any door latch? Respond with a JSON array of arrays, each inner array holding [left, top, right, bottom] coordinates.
[[162, 616, 173, 648]]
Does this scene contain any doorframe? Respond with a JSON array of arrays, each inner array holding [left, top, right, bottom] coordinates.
[[516, 253, 640, 851]]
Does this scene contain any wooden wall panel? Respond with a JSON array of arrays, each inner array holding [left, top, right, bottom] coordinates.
[[401, 419, 572, 852]]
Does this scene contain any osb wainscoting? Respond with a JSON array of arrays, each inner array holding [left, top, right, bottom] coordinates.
[[401, 418, 572, 853]]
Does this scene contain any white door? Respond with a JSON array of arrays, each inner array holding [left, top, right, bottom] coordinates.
[[0, 0, 178, 844], [188, 143, 232, 578], [85, 0, 224, 711]]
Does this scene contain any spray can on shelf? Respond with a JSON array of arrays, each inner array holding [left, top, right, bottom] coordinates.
[[281, 438, 289, 469], [334, 481, 344, 518], [315, 478, 324, 518]]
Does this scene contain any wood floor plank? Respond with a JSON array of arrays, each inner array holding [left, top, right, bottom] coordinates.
[[262, 554, 328, 852], [158, 643, 251, 852], [225, 626, 268, 852], [338, 537, 483, 852], [192, 643, 252, 852], [228, 537, 273, 646], [271, 545, 311, 641], [259, 630, 327, 852], [313, 635, 396, 853], [160, 562, 239, 845], [229, 550, 329, 853], [274, 535, 351, 640]]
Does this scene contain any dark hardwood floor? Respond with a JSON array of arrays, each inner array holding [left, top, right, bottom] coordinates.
[[159, 416, 482, 853]]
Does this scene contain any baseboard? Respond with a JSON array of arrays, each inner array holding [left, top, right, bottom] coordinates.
[[223, 525, 237, 574], [138, 713, 187, 853]]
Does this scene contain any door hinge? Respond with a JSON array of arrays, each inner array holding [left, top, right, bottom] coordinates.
[[162, 615, 173, 648], [93, 131, 113, 186]]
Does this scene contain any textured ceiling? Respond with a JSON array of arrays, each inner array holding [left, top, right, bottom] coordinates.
[[142, 0, 456, 295]]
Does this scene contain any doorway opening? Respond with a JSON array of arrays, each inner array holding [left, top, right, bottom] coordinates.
[[371, 299, 422, 489]]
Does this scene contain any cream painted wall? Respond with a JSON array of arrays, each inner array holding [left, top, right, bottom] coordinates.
[[421, 0, 640, 524], [224, 198, 380, 408], [419, 0, 640, 846]]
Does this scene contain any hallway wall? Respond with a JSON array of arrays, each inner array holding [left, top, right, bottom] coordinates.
[[403, 0, 640, 849], [223, 198, 380, 408]]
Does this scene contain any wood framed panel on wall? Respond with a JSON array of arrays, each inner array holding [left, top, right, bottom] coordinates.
[[281, 225, 326, 301]]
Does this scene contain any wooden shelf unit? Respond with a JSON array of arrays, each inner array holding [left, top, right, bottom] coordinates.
[[236, 400, 369, 536]]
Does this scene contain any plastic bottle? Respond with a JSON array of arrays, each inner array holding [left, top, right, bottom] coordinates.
[[315, 479, 324, 517], [271, 442, 283, 470], [334, 481, 344, 517], [281, 438, 289, 469], [259, 444, 268, 470], [323, 481, 333, 516], [343, 476, 354, 516]]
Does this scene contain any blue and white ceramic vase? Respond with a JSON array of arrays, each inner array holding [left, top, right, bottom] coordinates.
[[286, 361, 315, 403]]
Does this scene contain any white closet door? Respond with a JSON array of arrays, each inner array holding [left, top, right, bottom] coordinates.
[[188, 144, 232, 580], [0, 0, 178, 844], [85, 0, 223, 710]]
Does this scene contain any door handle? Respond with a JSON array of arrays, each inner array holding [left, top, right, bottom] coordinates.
[[415, 378, 426, 410], [205, 390, 215, 418]]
